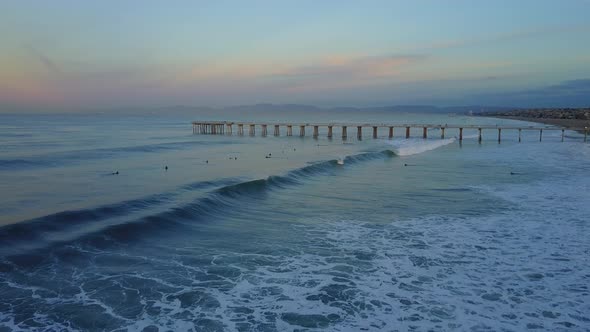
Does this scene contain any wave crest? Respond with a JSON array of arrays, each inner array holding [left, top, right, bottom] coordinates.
[[384, 138, 455, 156], [0, 150, 396, 256]]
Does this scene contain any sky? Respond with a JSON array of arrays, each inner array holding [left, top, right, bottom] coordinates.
[[1, 0, 590, 111]]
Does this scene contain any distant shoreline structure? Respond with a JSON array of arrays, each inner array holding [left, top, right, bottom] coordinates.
[[475, 108, 590, 129]]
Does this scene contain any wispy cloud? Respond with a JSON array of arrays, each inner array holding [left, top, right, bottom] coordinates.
[[165, 53, 428, 98], [270, 54, 425, 80], [470, 79, 590, 107], [415, 23, 590, 53], [23, 44, 61, 75]]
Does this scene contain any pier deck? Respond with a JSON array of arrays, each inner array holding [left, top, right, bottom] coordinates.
[[192, 121, 588, 142]]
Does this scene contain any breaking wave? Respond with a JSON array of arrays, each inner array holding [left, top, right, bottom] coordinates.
[[0, 150, 395, 256], [0, 138, 452, 257], [384, 138, 456, 156]]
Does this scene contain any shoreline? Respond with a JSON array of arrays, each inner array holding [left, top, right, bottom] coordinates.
[[481, 115, 589, 130]]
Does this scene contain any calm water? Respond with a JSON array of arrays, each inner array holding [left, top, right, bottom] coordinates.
[[0, 111, 589, 331]]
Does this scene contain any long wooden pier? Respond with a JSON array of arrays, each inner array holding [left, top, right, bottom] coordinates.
[[192, 121, 588, 142]]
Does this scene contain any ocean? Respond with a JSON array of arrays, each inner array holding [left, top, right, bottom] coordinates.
[[0, 110, 588, 331]]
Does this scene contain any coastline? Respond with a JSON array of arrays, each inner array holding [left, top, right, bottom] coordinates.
[[481, 115, 590, 130]]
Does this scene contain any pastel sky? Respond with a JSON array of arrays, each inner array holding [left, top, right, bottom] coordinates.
[[1, 0, 590, 111]]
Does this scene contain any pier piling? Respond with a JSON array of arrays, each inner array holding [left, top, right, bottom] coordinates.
[[191, 121, 582, 144], [562, 129, 565, 142]]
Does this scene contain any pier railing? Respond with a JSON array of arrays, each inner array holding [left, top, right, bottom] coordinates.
[[192, 121, 588, 142]]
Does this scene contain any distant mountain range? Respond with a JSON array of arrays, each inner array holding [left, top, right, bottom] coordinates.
[[146, 104, 518, 115], [0, 103, 521, 115]]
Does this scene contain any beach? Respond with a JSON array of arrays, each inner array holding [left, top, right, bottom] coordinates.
[[485, 116, 590, 130]]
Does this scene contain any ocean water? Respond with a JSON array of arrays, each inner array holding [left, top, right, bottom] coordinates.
[[0, 111, 589, 331]]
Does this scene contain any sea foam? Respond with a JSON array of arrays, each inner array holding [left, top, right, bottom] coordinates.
[[385, 138, 456, 156]]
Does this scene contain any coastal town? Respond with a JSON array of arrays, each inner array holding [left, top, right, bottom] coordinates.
[[476, 108, 590, 128]]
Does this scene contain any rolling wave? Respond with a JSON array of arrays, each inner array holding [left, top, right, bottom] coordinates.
[[0, 177, 241, 254], [0, 159, 50, 169], [0, 150, 395, 256], [0, 140, 233, 170], [84, 150, 395, 243]]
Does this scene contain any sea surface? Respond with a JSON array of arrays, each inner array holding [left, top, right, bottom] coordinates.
[[0, 110, 589, 331]]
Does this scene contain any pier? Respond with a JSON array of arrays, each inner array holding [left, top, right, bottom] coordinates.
[[192, 121, 588, 142]]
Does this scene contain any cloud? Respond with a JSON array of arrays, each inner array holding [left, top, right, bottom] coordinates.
[[257, 54, 427, 94], [161, 53, 428, 102], [469, 79, 590, 107], [270, 54, 424, 80], [23, 45, 61, 75], [416, 23, 590, 53], [524, 79, 590, 95], [174, 54, 426, 87]]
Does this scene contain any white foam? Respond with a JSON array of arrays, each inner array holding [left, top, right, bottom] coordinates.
[[3, 172, 589, 331], [0, 309, 77, 332], [384, 137, 456, 156], [195, 171, 589, 330]]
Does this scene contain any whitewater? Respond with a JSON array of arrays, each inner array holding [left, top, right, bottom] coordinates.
[[0, 112, 589, 331]]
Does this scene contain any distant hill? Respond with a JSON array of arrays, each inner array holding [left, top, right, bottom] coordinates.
[[149, 104, 518, 115], [7, 103, 521, 116]]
